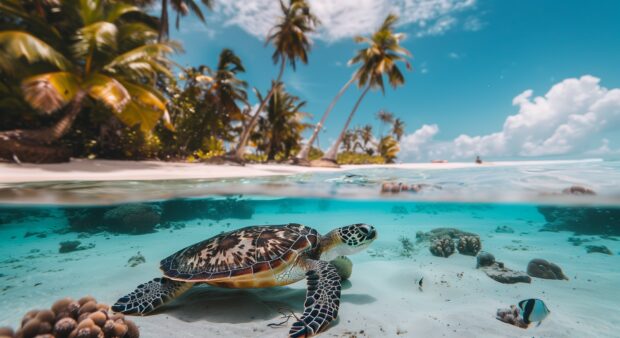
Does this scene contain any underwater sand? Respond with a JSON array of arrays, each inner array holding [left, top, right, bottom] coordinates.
[[1, 199, 619, 337]]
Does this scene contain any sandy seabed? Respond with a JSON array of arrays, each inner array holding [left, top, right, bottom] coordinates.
[[0, 201, 618, 338]]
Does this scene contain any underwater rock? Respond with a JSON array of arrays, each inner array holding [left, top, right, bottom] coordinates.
[[381, 182, 438, 194], [562, 185, 596, 195], [538, 206, 620, 236], [126, 252, 146, 267], [103, 204, 161, 234], [416, 227, 478, 242], [481, 262, 531, 284], [585, 245, 613, 255], [2, 296, 139, 338], [430, 237, 455, 257], [527, 258, 568, 280], [476, 251, 495, 268], [64, 207, 110, 233], [457, 235, 481, 256], [495, 225, 514, 233], [58, 241, 94, 254]]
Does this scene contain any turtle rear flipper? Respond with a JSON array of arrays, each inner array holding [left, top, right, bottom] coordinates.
[[289, 260, 342, 338], [112, 277, 193, 315]]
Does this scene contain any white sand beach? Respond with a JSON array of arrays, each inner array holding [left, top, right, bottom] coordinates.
[[0, 158, 604, 184], [0, 201, 618, 337]]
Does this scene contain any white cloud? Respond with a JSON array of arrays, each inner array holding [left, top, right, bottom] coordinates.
[[463, 16, 483, 31], [400, 124, 439, 160], [448, 52, 460, 59], [400, 75, 620, 161], [214, 0, 477, 42]]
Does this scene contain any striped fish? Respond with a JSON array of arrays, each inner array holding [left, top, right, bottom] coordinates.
[[518, 298, 550, 326]]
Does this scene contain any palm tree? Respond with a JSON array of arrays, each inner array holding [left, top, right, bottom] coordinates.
[[175, 49, 249, 153], [392, 117, 405, 141], [232, 0, 318, 161], [156, 0, 213, 42], [378, 135, 399, 163], [359, 124, 374, 154], [294, 74, 357, 163], [0, 0, 176, 163], [322, 14, 412, 163], [256, 84, 310, 161], [376, 109, 394, 137]]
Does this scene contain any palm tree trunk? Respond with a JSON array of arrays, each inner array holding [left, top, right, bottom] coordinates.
[[294, 75, 356, 162], [322, 85, 371, 162], [0, 91, 85, 163], [233, 59, 286, 160], [158, 0, 169, 42]]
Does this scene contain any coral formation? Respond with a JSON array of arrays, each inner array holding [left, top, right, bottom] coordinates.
[[429, 237, 455, 257], [1, 296, 139, 338], [481, 262, 531, 284], [496, 305, 528, 329], [562, 185, 596, 195], [457, 236, 481, 256], [416, 228, 478, 242], [330, 256, 353, 281], [476, 251, 495, 268], [527, 258, 568, 280], [398, 236, 415, 257], [585, 245, 613, 255]]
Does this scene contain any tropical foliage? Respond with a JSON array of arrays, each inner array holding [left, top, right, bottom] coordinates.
[[0, 1, 411, 165]]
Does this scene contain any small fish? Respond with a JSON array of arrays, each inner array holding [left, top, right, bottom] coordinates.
[[518, 298, 550, 326], [418, 277, 424, 291]]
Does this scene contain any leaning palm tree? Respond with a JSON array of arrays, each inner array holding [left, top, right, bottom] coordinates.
[[392, 117, 405, 141], [0, 0, 176, 163], [322, 14, 411, 163], [378, 135, 399, 163], [376, 109, 394, 137], [232, 0, 318, 161], [257, 84, 310, 161]]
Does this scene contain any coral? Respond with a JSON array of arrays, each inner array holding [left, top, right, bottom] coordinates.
[[457, 236, 481, 256], [58, 241, 94, 254], [527, 258, 568, 280], [416, 227, 478, 243], [398, 236, 415, 257], [103, 204, 161, 234], [476, 251, 495, 268], [562, 185, 596, 195], [126, 252, 146, 267], [2, 296, 139, 338], [496, 305, 528, 329], [585, 245, 613, 255], [429, 237, 455, 257]]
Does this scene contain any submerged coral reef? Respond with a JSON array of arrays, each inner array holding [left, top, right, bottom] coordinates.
[[0, 296, 139, 338]]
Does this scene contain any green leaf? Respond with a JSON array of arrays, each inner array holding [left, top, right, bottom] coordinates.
[[84, 73, 130, 113], [0, 31, 71, 74], [115, 82, 167, 132], [21, 72, 80, 114]]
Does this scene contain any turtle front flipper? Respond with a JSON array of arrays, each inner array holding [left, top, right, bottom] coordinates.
[[289, 259, 342, 338], [112, 277, 193, 315]]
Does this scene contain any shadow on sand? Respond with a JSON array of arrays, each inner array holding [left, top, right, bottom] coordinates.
[[156, 284, 376, 324]]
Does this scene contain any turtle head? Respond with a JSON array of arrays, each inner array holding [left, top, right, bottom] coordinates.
[[320, 223, 377, 260]]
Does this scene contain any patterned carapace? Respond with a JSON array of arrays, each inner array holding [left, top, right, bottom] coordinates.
[[160, 223, 320, 281]]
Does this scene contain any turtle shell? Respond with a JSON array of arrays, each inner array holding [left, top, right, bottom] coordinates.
[[160, 223, 320, 282]]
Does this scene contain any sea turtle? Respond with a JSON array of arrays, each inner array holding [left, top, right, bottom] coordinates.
[[112, 223, 377, 337]]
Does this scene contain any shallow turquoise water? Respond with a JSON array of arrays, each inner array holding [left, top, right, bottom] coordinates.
[[1, 163, 620, 337]]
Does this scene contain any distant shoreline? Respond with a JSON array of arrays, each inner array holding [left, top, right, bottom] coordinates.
[[0, 158, 604, 184]]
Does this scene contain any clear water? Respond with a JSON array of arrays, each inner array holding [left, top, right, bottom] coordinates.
[[1, 162, 619, 337]]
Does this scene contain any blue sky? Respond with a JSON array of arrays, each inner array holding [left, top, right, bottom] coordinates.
[[167, 0, 620, 161]]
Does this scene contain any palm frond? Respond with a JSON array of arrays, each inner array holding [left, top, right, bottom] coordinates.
[[85, 73, 130, 113], [21, 72, 80, 114], [0, 31, 71, 74]]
